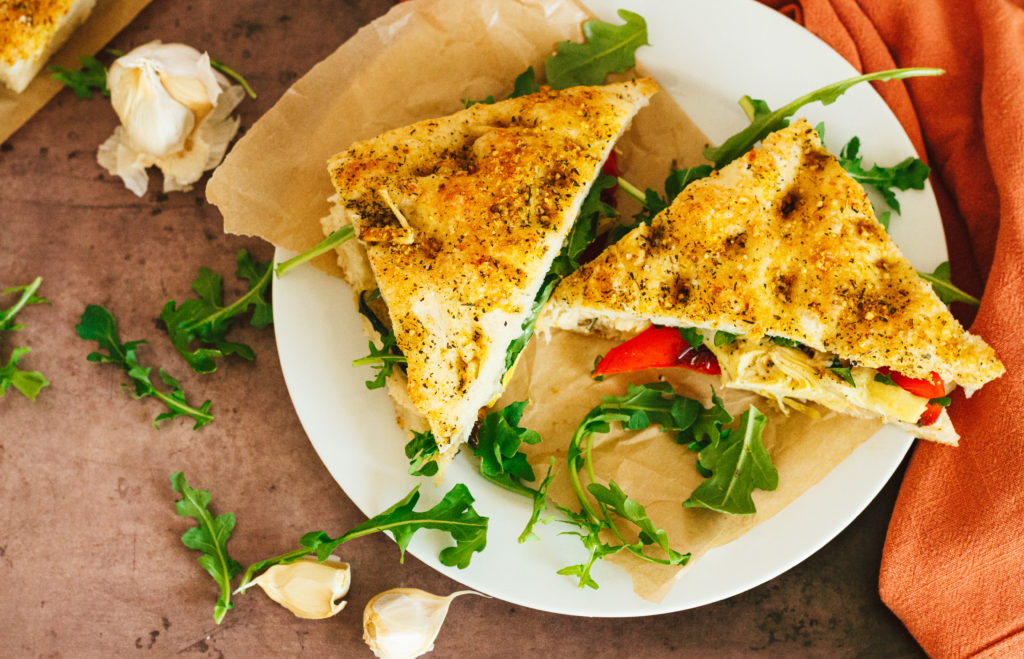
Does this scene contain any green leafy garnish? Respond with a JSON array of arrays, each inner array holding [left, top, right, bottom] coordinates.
[[509, 66, 542, 98], [704, 68, 944, 168], [929, 396, 951, 407], [405, 429, 440, 477], [474, 400, 543, 498], [352, 331, 406, 389], [274, 225, 355, 278], [874, 372, 896, 386], [519, 457, 556, 543], [918, 261, 981, 307], [49, 55, 110, 99], [770, 336, 803, 349], [1, 277, 49, 400], [828, 357, 857, 387], [546, 10, 649, 90], [559, 382, 701, 587], [209, 58, 257, 99], [77, 304, 214, 429], [677, 388, 733, 454], [679, 327, 704, 350], [235, 483, 489, 593], [684, 406, 777, 515], [160, 250, 272, 373], [837, 136, 930, 215], [170, 472, 242, 624]]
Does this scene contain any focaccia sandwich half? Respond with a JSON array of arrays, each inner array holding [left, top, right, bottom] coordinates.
[[542, 119, 1003, 445], [0, 0, 97, 93], [323, 78, 660, 459]]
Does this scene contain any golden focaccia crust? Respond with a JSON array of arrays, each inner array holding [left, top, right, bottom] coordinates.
[[549, 119, 1003, 390], [0, 0, 96, 92], [328, 79, 658, 453]]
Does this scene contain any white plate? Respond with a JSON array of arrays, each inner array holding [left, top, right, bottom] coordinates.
[[273, 0, 944, 616]]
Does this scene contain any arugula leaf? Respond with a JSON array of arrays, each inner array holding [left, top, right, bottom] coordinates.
[[874, 372, 897, 386], [588, 481, 689, 565], [160, 250, 273, 373], [1, 277, 49, 400], [49, 55, 110, 99], [77, 304, 214, 429], [474, 400, 543, 497], [235, 484, 489, 592], [930, 396, 952, 407], [837, 136, 930, 215], [509, 66, 541, 98], [677, 388, 733, 452], [665, 165, 714, 202], [918, 261, 980, 307], [679, 327, 704, 350], [274, 225, 355, 278], [405, 429, 440, 477], [704, 68, 944, 168], [546, 10, 649, 89], [0, 347, 49, 401], [352, 332, 406, 389], [770, 336, 803, 349], [170, 472, 242, 624], [828, 357, 857, 387], [713, 330, 737, 347], [209, 58, 257, 99], [555, 507, 624, 590], [519, 457, 556, 543], [684, 406, 777, 515]]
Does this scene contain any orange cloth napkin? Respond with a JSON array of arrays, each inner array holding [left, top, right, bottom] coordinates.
[[759, 1, 1024, 656]]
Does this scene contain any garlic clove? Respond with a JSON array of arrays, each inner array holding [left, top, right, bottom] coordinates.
[[363, 588, 484, 659], [116, 42, 222, 106], [249, 555, 351, 620], [108, 61, 195, 157]]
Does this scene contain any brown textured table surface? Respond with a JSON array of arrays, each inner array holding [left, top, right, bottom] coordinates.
[[1, 1, 926, 656]]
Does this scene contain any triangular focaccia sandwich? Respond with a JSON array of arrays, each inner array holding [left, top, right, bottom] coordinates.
[[542, 119, 1003, 445], [324, 79, 659, 456], [0, 0, 97, 93]]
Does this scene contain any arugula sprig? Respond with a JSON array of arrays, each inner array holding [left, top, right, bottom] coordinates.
[[49, 55, 110, 98], [234, 483, 488, 592], [160, 250, 272, 373], [405, 429, 441, 477], [545, 10, 649, 89], [352, 331, 406, 390], [705, 68, 944, 168], [171, 472, 242, 624], [838, 136, 930, 215], [1, 277, 50, 400], [684, 406, 777, 515], [77, 304, 214, 429], [919, 261, 981, 307], [560, 383, 701, 587], [474, 400, 543, 498], [274, 225, 355, 278]]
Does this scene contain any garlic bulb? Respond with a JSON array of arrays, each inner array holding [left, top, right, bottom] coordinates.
[[97, 41, 245, 196], [248, 555, 351, 619], [363, 588, 483, 659]]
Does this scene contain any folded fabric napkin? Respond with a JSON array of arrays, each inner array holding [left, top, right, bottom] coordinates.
[[759, 0, 1024, 656]]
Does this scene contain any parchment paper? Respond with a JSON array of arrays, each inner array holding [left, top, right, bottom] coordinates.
[[0, 0, 154, 144], [208, 0, 883, 603]]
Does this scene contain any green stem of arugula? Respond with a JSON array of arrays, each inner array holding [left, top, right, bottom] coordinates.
[[153, 385, 214, 425], [615, 177, 647, 206], [479, 470, 540, 499], [582, 416, 632, 548], [179, 261, 272, 334], [180, 485, 235, 623], [210, 59, 257, 99], [275, 225, 355, 278], [351, 354, 407, 367], [0, 276, 43, 331], [234, 516, 485, 593]]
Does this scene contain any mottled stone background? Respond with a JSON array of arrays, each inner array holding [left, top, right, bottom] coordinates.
[[0, 1, 924, 656]]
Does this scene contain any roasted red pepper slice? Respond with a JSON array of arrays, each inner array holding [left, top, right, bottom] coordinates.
[[593, 325, 721, 377], [876, 366, 946, 426]]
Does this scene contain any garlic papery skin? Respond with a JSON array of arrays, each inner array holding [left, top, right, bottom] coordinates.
[[363, 588, 483, 659], [248, 556, 351, 620], [97, 41, 244, 196]]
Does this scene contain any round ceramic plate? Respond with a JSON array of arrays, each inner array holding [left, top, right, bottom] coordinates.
[[273, 0, 943, 616]]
